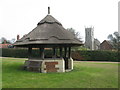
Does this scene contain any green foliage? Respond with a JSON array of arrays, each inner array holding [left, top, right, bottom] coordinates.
[[72, 50, 118, 62], [72, 46, 89, 51], [67, 28, 82, 41], [2, 48, 28, 58], [2, 57, 118, 88], [108, 31, 120, 50], [1, 48, 53, 58], [0, 37, 12, 44], [1, 48, 118, 62]]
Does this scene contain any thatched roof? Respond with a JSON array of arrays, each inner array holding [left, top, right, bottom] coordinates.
[[14, 14, 82, 47]]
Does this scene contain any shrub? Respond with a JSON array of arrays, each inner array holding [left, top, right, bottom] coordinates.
[[1, 48, 28, 58], [72, 50, 118, 62], [1, 48, 54, 58], [1, 48, 119, 62]]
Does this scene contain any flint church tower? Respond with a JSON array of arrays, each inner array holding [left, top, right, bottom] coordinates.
[[85, 27, 94, 50]]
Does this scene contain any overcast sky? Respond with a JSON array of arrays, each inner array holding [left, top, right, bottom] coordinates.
[[0, 0, 119, 43]]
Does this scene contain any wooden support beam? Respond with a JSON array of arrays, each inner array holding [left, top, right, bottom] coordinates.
[[68, 47, 71, 58], [60, 47, 62, 58], [28, 47, 32, 59], [53, 47, 56, 58], [40, 47, 44, 60], [64, 47, 67, 58]]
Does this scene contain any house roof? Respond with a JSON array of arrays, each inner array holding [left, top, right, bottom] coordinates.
[[14, 14, 82, 47], [94, 38, 100, 45], [100, 40, 113, 47], [0, 44, 12, 48]]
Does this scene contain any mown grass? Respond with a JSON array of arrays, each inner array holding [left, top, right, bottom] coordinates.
[[2, 57, 119, 88]]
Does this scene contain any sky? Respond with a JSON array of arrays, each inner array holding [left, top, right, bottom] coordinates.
[[0, 0, 119, 43]]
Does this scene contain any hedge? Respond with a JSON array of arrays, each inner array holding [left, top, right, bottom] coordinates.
[[71, 50, 119, 62], [1, 48, 52, 58], [1, 48, 119, 62]]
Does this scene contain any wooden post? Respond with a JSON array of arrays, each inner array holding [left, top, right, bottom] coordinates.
[[53, 47, 56, 58], [40, 47, 44, 60], [60, 47, 62, 58], [28, 47, 32, 59], [68, 47, 71, 58], [64, 47, 67, 58], [39, 48, 41, 59]]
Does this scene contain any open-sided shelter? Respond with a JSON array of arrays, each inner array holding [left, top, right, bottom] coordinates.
[[14, 7, 83, 73]]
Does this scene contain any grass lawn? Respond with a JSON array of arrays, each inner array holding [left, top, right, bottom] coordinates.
[[2, 57, 119, 88]]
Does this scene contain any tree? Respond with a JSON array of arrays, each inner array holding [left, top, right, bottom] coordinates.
[[107, 31, 120, 50], [0, 37, 12, 44], [67, 28, 82, 40], [67, 28, 83, 50]]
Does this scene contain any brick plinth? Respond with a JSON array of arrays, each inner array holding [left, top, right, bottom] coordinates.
[[45, 62, 59, 72], [23, 58, 73, 73]]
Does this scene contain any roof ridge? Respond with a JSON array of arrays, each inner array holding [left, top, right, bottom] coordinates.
[[37, 15, 62, 26]]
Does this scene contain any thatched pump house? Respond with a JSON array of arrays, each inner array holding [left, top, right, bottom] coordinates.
[[14, 7, 83, 73]]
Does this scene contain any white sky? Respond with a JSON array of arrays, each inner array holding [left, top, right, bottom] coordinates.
[[0, 0, 119, 43]]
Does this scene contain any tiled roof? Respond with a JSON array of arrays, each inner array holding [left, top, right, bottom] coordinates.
[[0, 44, 12, 48]]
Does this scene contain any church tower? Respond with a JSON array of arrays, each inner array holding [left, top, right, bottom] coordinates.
[[85, 27, 94, 50]]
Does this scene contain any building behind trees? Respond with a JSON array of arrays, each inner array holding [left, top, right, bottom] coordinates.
[[85, 27, 100, 50]]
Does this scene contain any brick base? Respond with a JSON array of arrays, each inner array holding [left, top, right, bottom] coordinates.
[[23, 58, 73, 73], [44, 62, 59, 72]]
